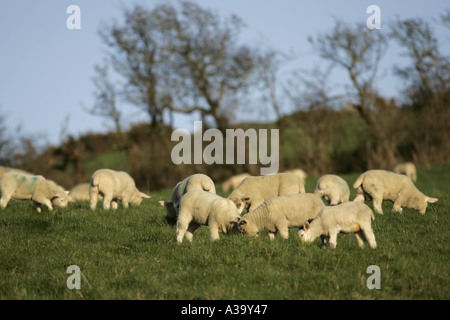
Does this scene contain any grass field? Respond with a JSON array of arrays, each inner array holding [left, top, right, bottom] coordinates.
[[0, 166, 449, 300]]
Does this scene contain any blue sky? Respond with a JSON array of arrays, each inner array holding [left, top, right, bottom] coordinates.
[[0, 0, 448, 146]]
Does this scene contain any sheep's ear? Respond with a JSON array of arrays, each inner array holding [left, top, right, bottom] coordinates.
[[233, 216, 241, 222], [243, 197, 251, 202], [425, 197, 438, 203], [140, 192, 151, 199], [304, 222, 310, 230], [159, 201, 170, 207], [239, 219, 247, 225]]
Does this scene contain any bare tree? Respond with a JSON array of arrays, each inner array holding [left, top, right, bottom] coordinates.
[[390, 17, 450, 105], [309, 20, 393, 168], [84, 62, 123, 134], [99, 1, 260, 131]]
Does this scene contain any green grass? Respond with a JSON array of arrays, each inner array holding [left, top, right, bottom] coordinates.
[[0, 166, 449, 300]]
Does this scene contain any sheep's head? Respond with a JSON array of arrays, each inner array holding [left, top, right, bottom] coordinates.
[[238, 218, 258, 237], [51, 191, 69, 208], [230, 197, 250, 214], [131, 190, 151, 207], [411, 195, 438, 214], [298, 222, 314, 242], [159, 201, 178, 224]]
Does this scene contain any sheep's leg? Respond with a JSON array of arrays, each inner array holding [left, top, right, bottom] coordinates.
[[355, 231, 366, 248], [185, 222, 200, 242], [371, 194, 384, 214], [176, 214, 191, 243], [328, 231, 338, 248], [354, 187, 365, 202], [268, 232, 276, 240], [278, 225, 289, 240], [32, 193, 53, 211], [111, 201, 119, 210], [208, 222, 220, 241], [0, 192, 13, 209], [102, 193, 113, 210], [320, 235, 328, 248], [89, 187, 99, 210], [362, 226, 377, 249], [393, 200, 403, 213]]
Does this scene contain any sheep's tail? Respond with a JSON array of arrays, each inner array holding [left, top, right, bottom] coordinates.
[[202, 179, 215, 193], [89, 176, 99, 194], [352, 174, 364, 190]]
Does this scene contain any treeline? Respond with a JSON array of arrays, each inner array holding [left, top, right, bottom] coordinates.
[[0, 1, 449, 190]]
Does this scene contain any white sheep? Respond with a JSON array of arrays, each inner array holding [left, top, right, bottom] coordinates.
[[314, 174, 350, 205], [176, 190, 241, 243], [221, 173, 250, 192], [0, 172, 69, 212], [159, 173, 216, 222], [298, 201, 377, 249], [228, 173, 305, 214], [353, 170, 437, 214], [89, 169, 150, 210], [238, 193, 325, 240], [394, 162, 417, 182], [68, 183, 92, 202]]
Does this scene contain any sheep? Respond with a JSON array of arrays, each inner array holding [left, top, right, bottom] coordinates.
[[298, 202, 377, 249], [238, 193, 325, 240], [353, 170, 437, 214], [68, 183, 92, 202], [0, 172, 69, 212], [176, 190, 241, 243], [89, 169, 150, 210], [228, 173, 305, 214], [394, 162, 417, 182], [159, 173, 216, 223], [314, 174, 350, 205], [221, 173, 250, 192]]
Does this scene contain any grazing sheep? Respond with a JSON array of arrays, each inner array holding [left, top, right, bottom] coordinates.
[[0, 172, 69, 212], [68, 183, 92, 202], [228, 173, 305, 214], [298, 202, 377, 249], [238, 193, 325, 240], [176, 190, 241, 243], [394, 162, 417, 182], [221, 173, 251, 192], [159, 173, 216, 222], [353, 170, 437, 214], [314, 174, 350, 205], [89, 169, 150, 210]]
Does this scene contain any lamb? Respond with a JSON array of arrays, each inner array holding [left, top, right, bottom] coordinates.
[[221, 173, 250, 192], [0, 172, 69, 212], [159, 173, 216, 222], [298, 202, 377, 249], [238, 193, 325, 240], [89, 169, 150, 210], [353, 170, 437, 214], [176, 190, 241, 243], [314, 174, 350, 205], [228, 173, 305, 214], [394, 162, 417, 182], [68, 183, 92, 202]]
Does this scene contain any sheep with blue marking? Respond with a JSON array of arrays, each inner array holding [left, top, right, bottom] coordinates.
[[0, 172, 69, 212]]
